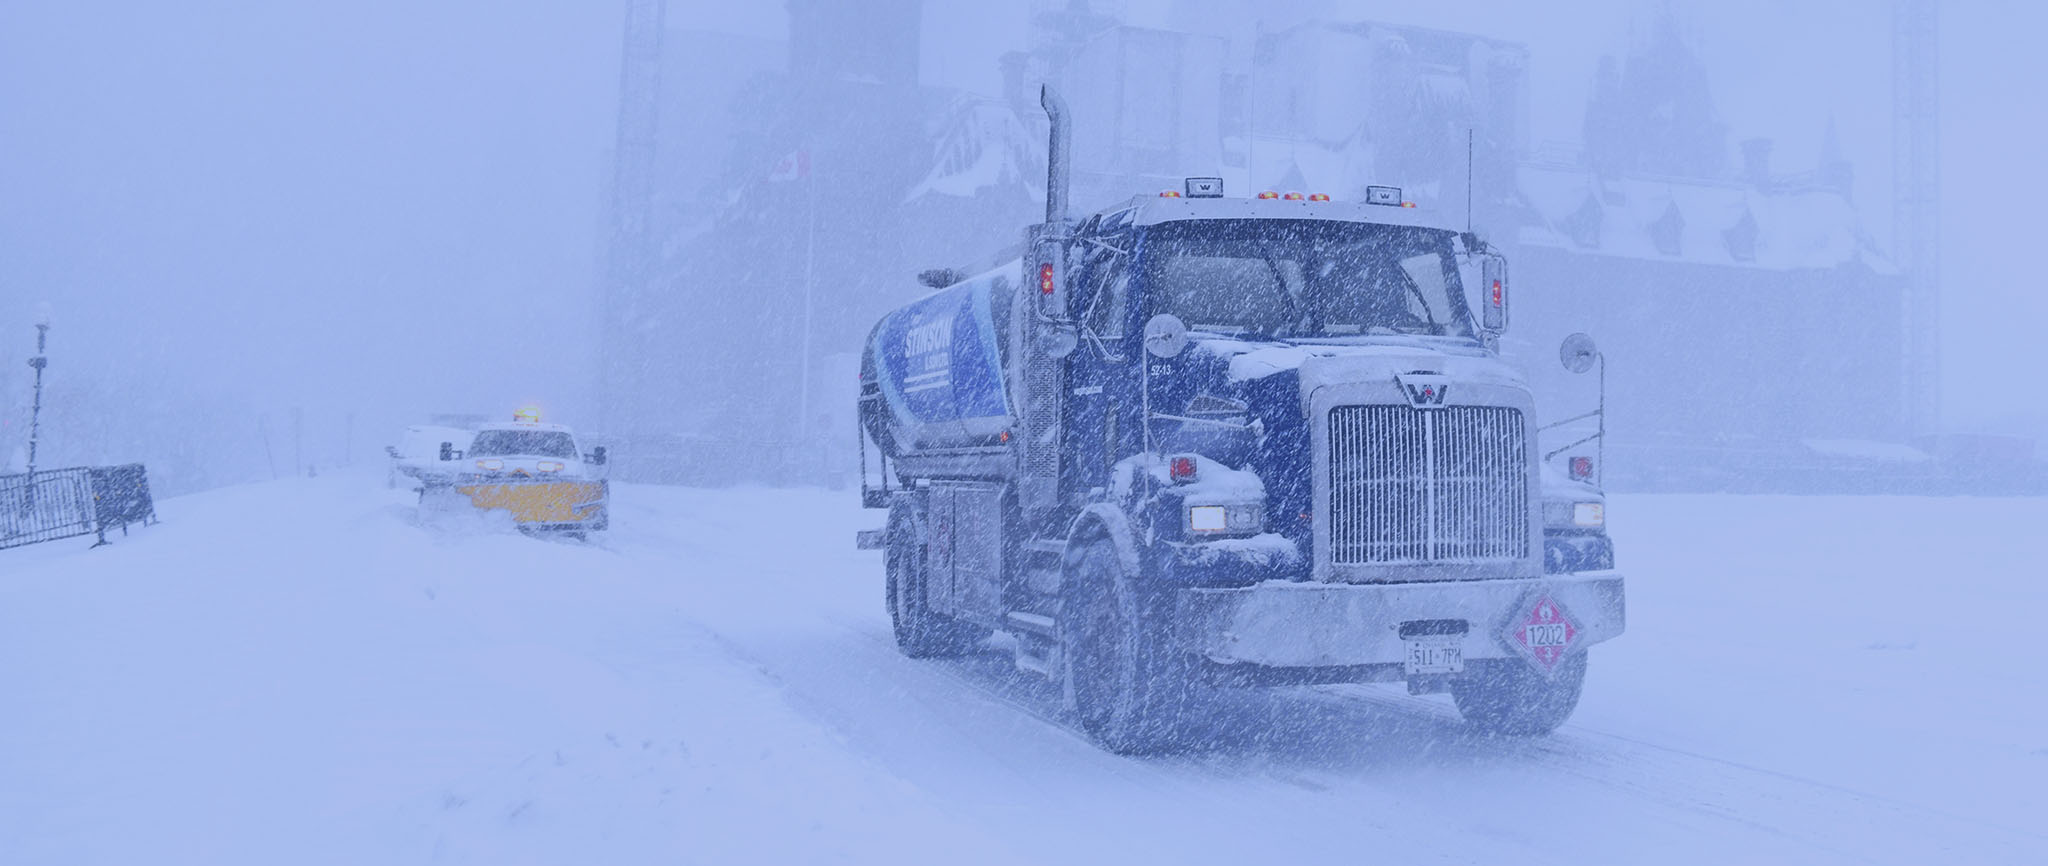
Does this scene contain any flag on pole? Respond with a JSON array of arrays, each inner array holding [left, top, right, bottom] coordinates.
[[767, 148, 810, 182]]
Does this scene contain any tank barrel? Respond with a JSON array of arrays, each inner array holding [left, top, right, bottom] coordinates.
[[1041, 85, 1070, 225]]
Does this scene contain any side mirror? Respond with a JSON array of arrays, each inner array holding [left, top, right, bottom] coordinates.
[[588, 446, 608, 466], [1480, 255, 1508, 332], [438, 442, 453, 461]]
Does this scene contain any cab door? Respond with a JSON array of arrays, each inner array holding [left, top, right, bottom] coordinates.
[[1062, 237, 1135, 497]]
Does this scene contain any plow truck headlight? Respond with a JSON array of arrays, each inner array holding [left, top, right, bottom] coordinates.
[[1572, 502, 1604, 528], [1189, 505, 1227, 532]]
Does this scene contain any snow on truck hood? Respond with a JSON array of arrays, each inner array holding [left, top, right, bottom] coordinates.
[[1189, 336, 1529, 391]]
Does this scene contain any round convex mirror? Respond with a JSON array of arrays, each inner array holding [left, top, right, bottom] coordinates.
[[1560, 332, 1600, 374], [1037, 324, 1079, 359], [1143, 314, 1189, 359]]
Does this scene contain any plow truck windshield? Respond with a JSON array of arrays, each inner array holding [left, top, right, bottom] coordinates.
[[468, 429, 576, 459]]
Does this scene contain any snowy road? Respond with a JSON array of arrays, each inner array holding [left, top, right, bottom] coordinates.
[[4, 475, 2045, 864]]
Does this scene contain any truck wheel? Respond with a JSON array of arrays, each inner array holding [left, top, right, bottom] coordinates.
[[1063, 538, 1197, 754], [886, 534, 981, 658], [1451, 652, 1588, 736]]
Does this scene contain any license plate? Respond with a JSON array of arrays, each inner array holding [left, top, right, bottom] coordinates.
[[1405, 634, 1463, 675]]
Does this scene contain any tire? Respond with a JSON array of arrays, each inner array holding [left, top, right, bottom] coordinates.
[[1451, 652, 1588, 736], [1062, 537, 1199, 754], [885, 530, 982, 658]]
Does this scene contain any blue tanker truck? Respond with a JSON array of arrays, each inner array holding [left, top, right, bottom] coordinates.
[[857, 87, 1625, 753]]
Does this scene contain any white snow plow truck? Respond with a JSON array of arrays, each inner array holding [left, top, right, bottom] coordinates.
[[855, 87, 1625, 753], [424, 409, 610, 537]]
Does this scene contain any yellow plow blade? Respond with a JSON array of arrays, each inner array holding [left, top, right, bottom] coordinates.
[[453, 479, 608, 525]]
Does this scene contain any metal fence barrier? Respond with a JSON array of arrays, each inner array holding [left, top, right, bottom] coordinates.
[[1, 467, 95, 550], [87, 463, 157, 545], [1, 464, 157, 551]]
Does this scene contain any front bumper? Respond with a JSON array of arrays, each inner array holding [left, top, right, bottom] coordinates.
[[1175, 570, 1625, 668]]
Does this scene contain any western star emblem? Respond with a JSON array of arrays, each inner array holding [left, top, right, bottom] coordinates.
[[1396, 372, 1451, 408], [1505, 594, 1582, 676]]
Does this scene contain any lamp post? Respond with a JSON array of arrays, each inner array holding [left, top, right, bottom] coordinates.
[[26, 313, 50, 478]]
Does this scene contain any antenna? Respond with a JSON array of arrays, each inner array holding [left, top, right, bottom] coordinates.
[[1466, 128, 1475, 234]]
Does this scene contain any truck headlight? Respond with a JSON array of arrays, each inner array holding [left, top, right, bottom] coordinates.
[[1188, 503, 1263, 536], [1544, 500, 1605, 529]]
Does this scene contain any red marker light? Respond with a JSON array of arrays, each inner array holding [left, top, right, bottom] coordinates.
[[1570, 456, 1594, 480], [1159, 189, 1182, 198], [1491, 279, 1503, 306], [1400, 201, 1418, 208], [1283, 191, 1305, 201], [1039, 262, 1055, 295], [1168, 455, 1198, 483], [1257, 191, 1280, 200], [1307, 193, 1330, 202]]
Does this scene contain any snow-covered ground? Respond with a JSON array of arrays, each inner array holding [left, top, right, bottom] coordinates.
[[3, 474, 2044, 864]]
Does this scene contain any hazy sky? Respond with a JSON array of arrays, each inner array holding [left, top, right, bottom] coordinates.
[[0, 1, 620, 439], [2, 0, 2041, 480]]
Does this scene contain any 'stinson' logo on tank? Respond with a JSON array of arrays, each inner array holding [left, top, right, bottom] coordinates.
[[905, 316, 954, 360], [903, 314, 955, 395]]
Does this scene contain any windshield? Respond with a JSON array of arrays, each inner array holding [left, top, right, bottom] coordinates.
[[468, 430, 576, 458], [1138, 220, 1473, 339]]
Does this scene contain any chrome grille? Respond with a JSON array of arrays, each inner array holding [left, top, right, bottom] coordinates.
[[1327, 405, 1528, 565]]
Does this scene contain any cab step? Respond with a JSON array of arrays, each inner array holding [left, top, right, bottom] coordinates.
[[1005, 610, 1057, 637], [1006, 611, 1062, 679]]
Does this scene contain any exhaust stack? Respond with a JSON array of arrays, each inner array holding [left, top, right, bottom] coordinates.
[[1041, 85, 1070, 225]]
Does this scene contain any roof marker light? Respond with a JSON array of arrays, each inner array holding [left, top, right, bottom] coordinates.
[[1158, 189, 1182, 198], [1401, 201, 1418, 208], [1282, 191, 1305, 201], [1308, 193, 1331, 202], [1256, 190, 1280, 200]]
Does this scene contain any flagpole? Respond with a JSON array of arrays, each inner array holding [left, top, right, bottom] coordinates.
[[797, 147, 816, 466]]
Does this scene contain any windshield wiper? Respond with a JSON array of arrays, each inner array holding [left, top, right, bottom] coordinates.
[[1253, 243, 1301, 336], [1397, 269, 1442, 335]]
